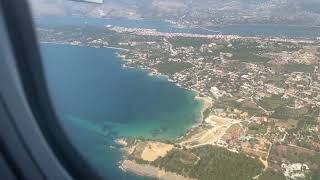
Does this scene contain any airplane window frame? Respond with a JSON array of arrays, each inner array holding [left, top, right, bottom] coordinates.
[[0, 1, 104, 179]]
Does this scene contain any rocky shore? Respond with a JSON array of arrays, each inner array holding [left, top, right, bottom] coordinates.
[[120, 160, 192, 180]]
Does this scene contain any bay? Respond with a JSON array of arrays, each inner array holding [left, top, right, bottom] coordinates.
[[40, 43, 203, 179]]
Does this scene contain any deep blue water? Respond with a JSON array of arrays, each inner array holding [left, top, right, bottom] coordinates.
[[35, 16, 320, 39], [41, 44, 202, 179]]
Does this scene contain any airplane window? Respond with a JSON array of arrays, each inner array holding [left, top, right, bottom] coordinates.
[[28, 0, 320, 179]]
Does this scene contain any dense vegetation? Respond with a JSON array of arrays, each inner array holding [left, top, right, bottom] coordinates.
[[218, 40, 270, 63], [259, 95, 290, 110], [169, 37, 212, 48], [153, 62, 193, 75], [152, 145, 263, 180], [272, 106, 309, 120]]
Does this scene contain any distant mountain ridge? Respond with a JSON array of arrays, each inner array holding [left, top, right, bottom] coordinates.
[[30, 0, 320, 26]]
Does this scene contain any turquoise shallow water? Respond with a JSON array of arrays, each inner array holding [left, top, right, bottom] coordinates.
[[40, 43, 203, 179]]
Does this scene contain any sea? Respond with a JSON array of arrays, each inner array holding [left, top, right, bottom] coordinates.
[[37, 16, 320, 180]]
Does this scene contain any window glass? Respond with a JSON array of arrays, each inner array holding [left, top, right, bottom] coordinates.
[[29, 0, 320, 179]]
